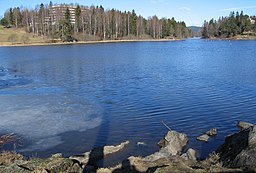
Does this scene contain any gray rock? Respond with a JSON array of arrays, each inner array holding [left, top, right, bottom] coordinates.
[[205, 128, 217, 136], [186, 148, 197, 161], [70, 141, 129, 165], [142, 150, 170, 162], [237, 121, 254, 130], [162, 130, 189, 155], [180, 153, 189, 160], [37, 157, 74, 173], [143, 130, 188, 161], [103, 140, 129, 155], [196, 128, 217, 142], [248, 125, 256, 146], [51, 153, 63, 158], [232, 147, 256, 171], [181, 148, 197, 161], [69, 152, 90, 166], [217, 125, 256, 171], [197, 134, 210, 142]]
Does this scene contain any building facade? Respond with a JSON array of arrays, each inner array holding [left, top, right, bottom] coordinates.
[[49, 4, 87, 25]]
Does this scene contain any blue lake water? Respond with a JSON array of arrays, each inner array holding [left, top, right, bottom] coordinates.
[[0, 39, 256, 163]]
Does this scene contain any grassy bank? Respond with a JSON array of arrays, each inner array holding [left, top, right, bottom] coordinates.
[[0, 25, 182, 47], [0, 25, 51, 46]]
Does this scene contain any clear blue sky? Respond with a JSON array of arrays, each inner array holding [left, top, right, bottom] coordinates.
[[1, 0, 256, 26]]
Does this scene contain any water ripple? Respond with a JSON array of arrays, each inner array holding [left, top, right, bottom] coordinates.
[[1, 40, 256, 159]]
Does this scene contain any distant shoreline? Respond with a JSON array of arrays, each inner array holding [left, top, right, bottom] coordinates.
[[205, 35, 256, 41], [0, 39, 183, 48], [2, 37, 256, 47]]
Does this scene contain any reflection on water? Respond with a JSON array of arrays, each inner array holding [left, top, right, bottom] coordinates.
[[1, 40, 256, 161]]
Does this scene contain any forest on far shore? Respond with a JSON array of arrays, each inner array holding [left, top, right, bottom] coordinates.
[[0, 2, 193, 42], [202, 11, 256, 38]]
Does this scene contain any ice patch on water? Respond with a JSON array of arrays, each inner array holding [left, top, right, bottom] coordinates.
[[0, 67, 31, 89], [21, 136, 63, 151], [0, 94, 102, 151]]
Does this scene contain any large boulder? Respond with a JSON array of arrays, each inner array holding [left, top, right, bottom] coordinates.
[[143, 130, 188, 161], [237, 121, 254, 130], [161, 130, 188, 155], [217, 125, 256, 171]]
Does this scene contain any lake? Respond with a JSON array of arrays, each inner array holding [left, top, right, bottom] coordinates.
[[0, 39, 256, 163]]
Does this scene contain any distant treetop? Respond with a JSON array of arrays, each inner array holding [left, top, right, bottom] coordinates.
[[202, 11, 256, 38], [0, 2, 193, 41]]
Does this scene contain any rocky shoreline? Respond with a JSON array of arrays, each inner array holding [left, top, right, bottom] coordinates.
[[0, 121, 255, 173]]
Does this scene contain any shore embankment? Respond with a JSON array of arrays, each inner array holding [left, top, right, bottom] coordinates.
[[1, 121, 255, 173], [0, 39, 182, 48], [205, 35, 256, 40]]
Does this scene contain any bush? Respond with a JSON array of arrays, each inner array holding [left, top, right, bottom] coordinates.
[[74, 33, 101, 41], [21, 34, 30, 44], [0, 18, 9, 27], [8, 34, 18, 44]]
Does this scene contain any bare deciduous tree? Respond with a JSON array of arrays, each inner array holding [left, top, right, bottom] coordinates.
[[2, 3, 192, 41]]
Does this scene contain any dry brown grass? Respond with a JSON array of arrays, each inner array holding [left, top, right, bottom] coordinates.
[[0, 134, 16, 148], [0, 151, 23, 165], [0, 25, 50, 45]]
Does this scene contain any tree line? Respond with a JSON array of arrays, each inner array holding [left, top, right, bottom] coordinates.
[[202, 11, 256, 38], [0, 2, 193, 41]]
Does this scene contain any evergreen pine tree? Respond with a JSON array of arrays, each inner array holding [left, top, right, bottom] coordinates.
[[75, 5, 81, 32], [9, 8, 14, 26], [60, 8, 73, 41], [130, 9, 137, 35]]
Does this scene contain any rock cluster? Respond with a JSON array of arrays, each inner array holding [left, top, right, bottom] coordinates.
[[143, 130, 189, 162], [0, 141, 130, 173], [2, 122, 256, 173], [70, 141, 129, 166], [197, 128, 217, 142], [217, 122, 256, 172]]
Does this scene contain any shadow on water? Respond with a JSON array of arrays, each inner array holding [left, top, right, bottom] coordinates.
[[81, 104, 166, 173], [81, 108, 161, 172], [83, 110, 110, 172]]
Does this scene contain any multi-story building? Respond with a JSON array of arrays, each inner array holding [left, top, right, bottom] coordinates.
[[49, 4, 87, 25]]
